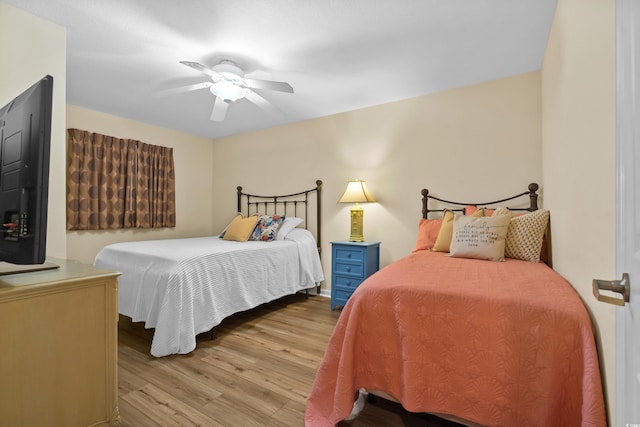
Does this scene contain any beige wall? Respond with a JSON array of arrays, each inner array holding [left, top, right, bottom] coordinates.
[[0, 3, 67, 259], [65, 105, 215, 264], [212, 72, 542, 290], [542, 0, 617, 422]]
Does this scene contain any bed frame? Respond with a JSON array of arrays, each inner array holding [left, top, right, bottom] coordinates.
[[236, 179, 322, 255], [420, 182, 551, 267], [421, 182, 540, 218]]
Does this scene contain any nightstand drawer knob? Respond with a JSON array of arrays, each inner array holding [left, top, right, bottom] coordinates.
[[346, 280, 351, 286], [346, 266, 351, 272], [346, 253, 352, 258]]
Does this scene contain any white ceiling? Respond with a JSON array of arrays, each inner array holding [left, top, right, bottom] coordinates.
[[4, 0, 557, 140]]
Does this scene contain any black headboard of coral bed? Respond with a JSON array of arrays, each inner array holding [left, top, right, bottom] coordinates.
[[237, 180, 323, 254], [420, 183, 551, 266], [421, 183, 540, 219]]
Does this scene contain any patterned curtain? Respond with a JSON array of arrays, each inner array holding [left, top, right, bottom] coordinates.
[[134, 142, 176, 228], [66, 129, 176, 230]]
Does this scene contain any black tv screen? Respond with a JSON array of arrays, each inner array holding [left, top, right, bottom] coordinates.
[[0, 75, 53, 265]]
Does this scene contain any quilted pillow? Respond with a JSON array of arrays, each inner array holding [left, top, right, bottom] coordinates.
[[449, 214, 511, 261], [432, 208, 484, 253], [504, 209, 550, 262], [412, 218, 442, 252], [222, 214, 259, 242], [250, 215, 285, 242]]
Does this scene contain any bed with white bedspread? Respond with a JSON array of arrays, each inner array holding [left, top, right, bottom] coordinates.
[[95, 181, 324, 357]]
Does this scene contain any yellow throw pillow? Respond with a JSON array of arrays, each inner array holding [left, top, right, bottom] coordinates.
[[431, 208, 484, 253], [219, 213, 242, 237], [222, 214, 259, 242]]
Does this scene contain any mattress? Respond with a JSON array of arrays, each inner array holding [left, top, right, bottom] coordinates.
[[95, 228, 324, 357]]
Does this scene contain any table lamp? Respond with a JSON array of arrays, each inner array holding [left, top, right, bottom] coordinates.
[[338, 179, 376, 242]]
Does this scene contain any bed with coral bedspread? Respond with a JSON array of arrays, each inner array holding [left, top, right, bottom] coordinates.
[[305, 183, 606, 427]]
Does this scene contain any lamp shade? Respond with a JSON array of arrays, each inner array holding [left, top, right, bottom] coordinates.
[[338, 179, 376, 203]]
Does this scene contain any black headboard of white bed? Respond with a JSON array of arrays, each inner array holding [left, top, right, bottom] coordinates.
[[236, 180, 323, 254], [421, 183, 540, 219]]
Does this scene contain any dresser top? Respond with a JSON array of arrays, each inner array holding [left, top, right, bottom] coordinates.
[[0, 257, 119, 291]]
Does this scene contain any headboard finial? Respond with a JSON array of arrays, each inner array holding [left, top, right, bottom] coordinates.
[[316, 180, 323, 188], [421, 189, 429, 219], [528, 183, 539, 211]]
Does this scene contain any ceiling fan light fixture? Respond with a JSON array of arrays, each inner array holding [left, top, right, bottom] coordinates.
[[210, 81, 246, 103], [174, 60, 292, 121]]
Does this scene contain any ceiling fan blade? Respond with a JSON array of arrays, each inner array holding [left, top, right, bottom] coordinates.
[[211, 96, 229, 122], [243, 90, 283, 117], [180, 61, 221, 78], [153, 82, 212, 97], [243, 78, 294, 93]]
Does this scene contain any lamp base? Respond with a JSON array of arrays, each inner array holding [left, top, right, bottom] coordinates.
[[349, 208, 365, 242]]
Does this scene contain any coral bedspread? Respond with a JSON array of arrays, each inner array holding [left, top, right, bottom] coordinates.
[[305, 251, 606, 427]]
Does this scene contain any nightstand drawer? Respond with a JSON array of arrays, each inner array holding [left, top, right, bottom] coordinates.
[[333, 261, 364, 277], [333, 275, 364, 290], [333, 288, 356, 303], [334, 247, 365, 262]]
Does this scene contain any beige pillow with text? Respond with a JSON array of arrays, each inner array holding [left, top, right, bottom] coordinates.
[[449, 214, 511, 261]]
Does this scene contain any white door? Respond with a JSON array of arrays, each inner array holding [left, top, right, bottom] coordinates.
[[616, 0, 640, 423]]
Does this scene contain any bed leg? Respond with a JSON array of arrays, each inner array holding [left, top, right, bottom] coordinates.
[[305, 289, 309, 299], [316, 284, 321, 295]]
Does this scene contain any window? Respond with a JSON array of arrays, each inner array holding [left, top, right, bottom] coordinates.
[[66, 128, 175, 230]]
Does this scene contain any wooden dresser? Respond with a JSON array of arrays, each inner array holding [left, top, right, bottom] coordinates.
[[0, 258, 120, 426]]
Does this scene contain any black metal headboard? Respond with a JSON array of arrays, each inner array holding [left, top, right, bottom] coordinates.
[[236, 180, 323, 254], [421, 183, 540, 219], [420, 182, 550, 266]]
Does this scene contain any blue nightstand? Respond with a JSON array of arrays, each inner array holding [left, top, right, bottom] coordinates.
[[330, 241, 380, 310]]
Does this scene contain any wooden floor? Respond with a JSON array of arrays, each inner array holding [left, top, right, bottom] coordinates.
[[117, 294, 464, 426]]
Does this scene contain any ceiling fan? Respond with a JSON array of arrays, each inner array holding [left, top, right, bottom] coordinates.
[[155, 60, 294, 122]]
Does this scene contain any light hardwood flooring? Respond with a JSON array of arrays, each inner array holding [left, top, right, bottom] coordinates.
[[117, 293, 463, 426]]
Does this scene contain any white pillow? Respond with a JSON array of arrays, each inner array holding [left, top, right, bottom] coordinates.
[[449, 214, 511, 261], [275, 217, 304, 240]]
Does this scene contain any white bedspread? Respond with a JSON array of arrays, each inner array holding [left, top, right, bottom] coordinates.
[[94, 228, 324, 357]]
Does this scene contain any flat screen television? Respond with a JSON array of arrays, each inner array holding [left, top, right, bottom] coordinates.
[[0, 75, 53, 266]]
